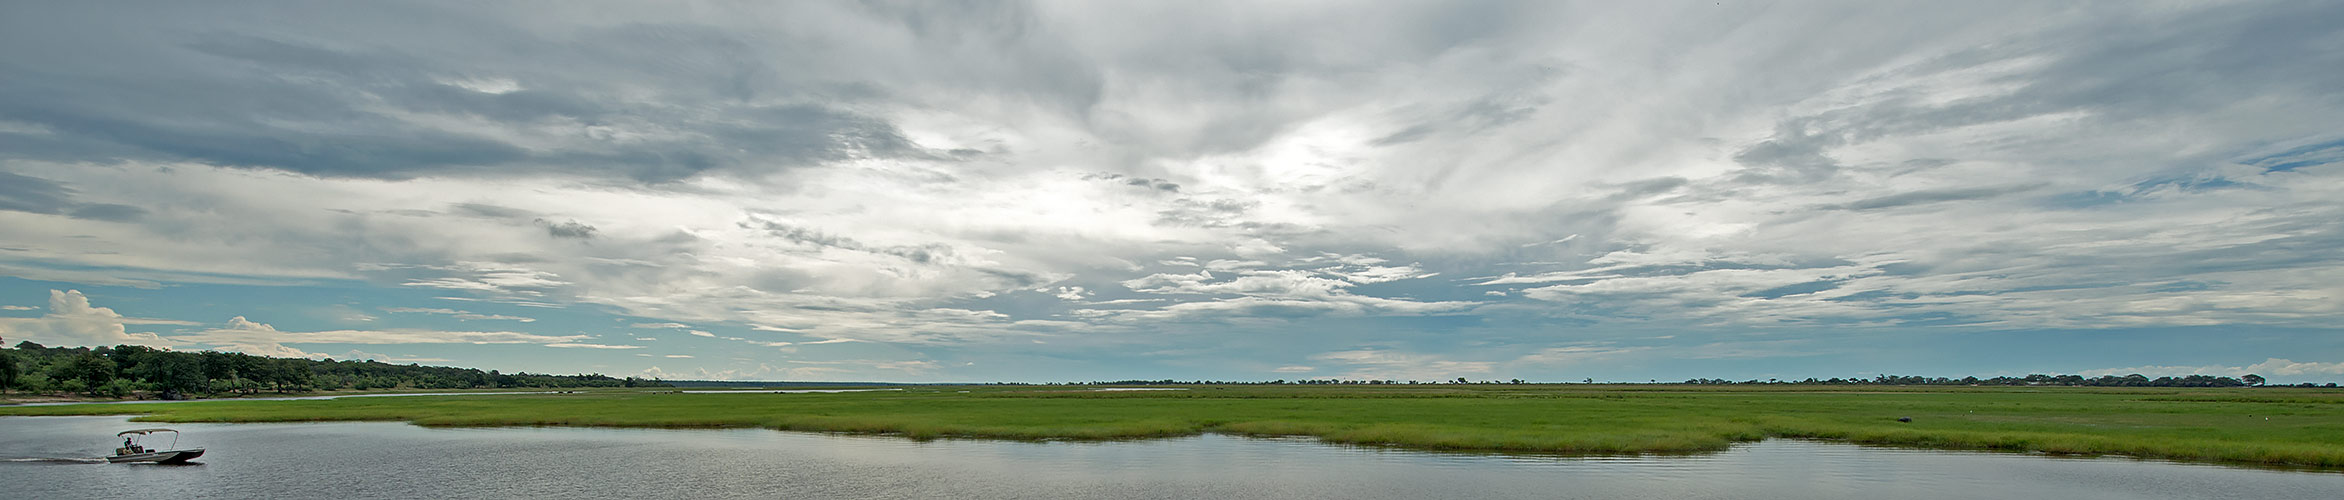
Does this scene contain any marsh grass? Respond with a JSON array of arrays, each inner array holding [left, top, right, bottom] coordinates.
[[7, 385, 2340, 468]]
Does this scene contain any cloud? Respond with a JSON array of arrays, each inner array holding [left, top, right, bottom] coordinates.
[[538, 219, 598, 239], [1816, 185, 2040, 212], [1319, 263, 1436, 285], [639, 357, 933, 381], [2081, 358, 2344, 381], [1311, 349, 1497, 381], [399, 262, 571, 300], [325, 349, 452, 363], [0, 290, 189, 348], [2, 4, 958, 182], [169, 315, 590, 357], [545, 342, 644, 349], [0, 172, 74, 214], [382, 307, 537, 322], [1104, 268, 1475, 320], [0, 172, 148, 222], [1514, 345, 1644, 365], [0, 2, 2340, 381], [871, 360, 939, 374]]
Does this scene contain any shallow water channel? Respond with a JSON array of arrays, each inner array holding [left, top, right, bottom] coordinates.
[[3, 415, 2339, 499]]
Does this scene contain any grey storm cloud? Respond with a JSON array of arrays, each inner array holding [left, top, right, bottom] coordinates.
[[1723, 2, 2344, 187], [0, 172, 74, 214], [538, 219, 599, 240], [1084, 173, 1181, 193], [0, 171, 148, 222], [0, 2, 964, 182], [743, 216, 961, 265]]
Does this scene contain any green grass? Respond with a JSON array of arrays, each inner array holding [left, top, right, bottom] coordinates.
[[7, 384, 2342, 468]]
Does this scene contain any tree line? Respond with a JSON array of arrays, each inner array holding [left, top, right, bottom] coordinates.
[[0, 342, 668, 399], [1067, 374, 2326, 387], [1677, 373, 2305, 387]]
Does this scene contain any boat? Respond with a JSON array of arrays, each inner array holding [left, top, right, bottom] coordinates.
[[108, 428, 204, 464]]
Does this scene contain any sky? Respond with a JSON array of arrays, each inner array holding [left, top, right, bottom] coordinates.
[[2, 1, 2341, 383]]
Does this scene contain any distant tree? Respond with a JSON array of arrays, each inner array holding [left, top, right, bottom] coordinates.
[[135, 352, 205, 399], [93, 378, 140, 398], [0, 349, 18, 393], [2242, 374, 2266, 386], [53, 351, 117, 394], [199, 351, 236, 381]]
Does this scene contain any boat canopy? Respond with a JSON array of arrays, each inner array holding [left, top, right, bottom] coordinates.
[[117, 428, 179, 437]]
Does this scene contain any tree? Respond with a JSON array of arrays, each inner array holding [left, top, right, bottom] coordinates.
[[200, 351, 236, 381], [135, 352, 206, 399], [2242, 374, 2266, 386], [53, 351, 118, 394], [0, 349, 18, 393]]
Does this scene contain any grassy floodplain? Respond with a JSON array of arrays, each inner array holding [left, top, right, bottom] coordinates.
[[6, 384, 2342, 469]]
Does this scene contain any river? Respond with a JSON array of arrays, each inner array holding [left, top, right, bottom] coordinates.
[[3, 416, 2338, 499]]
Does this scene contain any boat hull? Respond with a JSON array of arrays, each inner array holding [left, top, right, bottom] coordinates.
[[107, 449, 204, 464]]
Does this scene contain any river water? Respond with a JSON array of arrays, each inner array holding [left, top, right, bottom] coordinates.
[[3, 416, 2338, 499]]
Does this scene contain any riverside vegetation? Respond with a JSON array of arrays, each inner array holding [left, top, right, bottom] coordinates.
[[0, 342, 667, 400], [5, 384, 2340, 469]]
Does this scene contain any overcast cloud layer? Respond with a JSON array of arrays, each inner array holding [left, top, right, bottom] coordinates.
[[3, 1, 2341, 382]]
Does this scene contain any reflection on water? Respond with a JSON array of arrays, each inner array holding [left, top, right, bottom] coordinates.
[[4, 416, 2339, 499]]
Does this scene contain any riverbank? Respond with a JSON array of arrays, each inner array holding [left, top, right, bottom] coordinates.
[[5, 384, 2339, 468]]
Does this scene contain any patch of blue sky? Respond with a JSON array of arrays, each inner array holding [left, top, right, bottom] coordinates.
[[2042, 189, 2133, 209], [2239, 137, 2344, 173], [2040, 167, 2271, 209], [2147, 280, 2221, 293], [1740, 280, 1843, 299], [1823, 290, 1924, 304]]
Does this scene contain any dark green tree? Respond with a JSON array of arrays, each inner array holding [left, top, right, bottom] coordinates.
[[134, 352, 206, 398], [0, 349, 19, 393], [2242, 374, 2266, 386], [200, 350, 236, 381], [52, 351, 118, 394]]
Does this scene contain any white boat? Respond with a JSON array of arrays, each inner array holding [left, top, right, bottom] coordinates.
[[108, 428, 204, 464]]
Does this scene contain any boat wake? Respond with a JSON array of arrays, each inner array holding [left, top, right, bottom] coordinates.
[[1, 457, 107, 464]]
